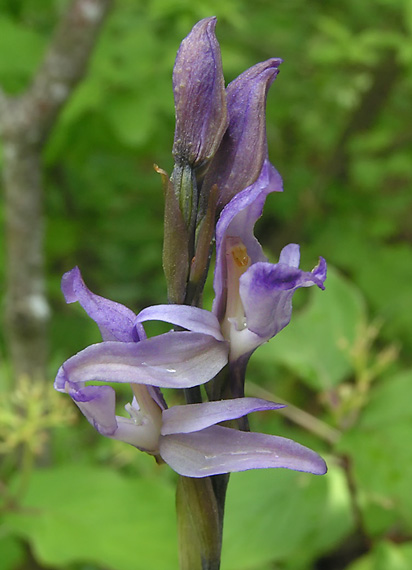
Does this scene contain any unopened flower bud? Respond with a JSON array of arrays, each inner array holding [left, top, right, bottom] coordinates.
[[203, 58, 282, 208], [172, 17, 228, 168]]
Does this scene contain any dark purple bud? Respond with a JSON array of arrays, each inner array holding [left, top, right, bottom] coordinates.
[[203, 58, 282, 208], [172, 17, 228, 167]]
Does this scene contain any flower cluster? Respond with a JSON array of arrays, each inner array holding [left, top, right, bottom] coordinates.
[[55, 18, 327, 478]]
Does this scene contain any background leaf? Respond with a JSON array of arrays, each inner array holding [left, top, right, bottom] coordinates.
[[337, 369, 412, 534], [4, 466, 178, 570], [254, 267, 366, 390], [222, 464, 354, 569]]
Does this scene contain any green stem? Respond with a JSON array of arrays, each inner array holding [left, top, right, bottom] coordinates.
[[184, 385, 203, 405], [164, 160, 227, 569], [246, 381, 341, 445], [176, 476, 223, 570], [211, 473, 230, 538]]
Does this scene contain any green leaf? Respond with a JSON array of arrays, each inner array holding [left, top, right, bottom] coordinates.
[[0, 16, 45, 91], [347, 541, 412, 570], [337, 369, 412, 534], [105, 92, 156, 147], [4, 465, 177, 570], [0, 535, 25, 570], [222, 464, 354, 570], [254, 266, 366, 390], [355, 245, 412, 348]]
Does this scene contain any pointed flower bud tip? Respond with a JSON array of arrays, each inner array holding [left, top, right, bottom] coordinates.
[[172, 17, 228, 167], [210, 58, 283, 207]]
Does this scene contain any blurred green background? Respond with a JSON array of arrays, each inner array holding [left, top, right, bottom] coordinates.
[[1, 0, 412, 569]]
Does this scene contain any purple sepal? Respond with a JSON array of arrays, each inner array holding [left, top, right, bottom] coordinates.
[[212, 161, 326, 362], [68, 383, 117, 436], [55, 332, 228, 389], [68, 382, 161, 452], [159, 425, 327, 477], [161, 397, 284, 435], [61, 267, 141, 342], [136, 304, 224, 341]]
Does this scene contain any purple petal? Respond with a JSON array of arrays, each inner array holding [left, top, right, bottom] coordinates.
[[136, 304, 224, 341], [160, 425, 327, 477], [55, 331, 228, 390], [173, 17, 228, 166], [239, 254, 327, 341], [311, 256, 327, 284], [161, 397, 284, 435], [279, 243, 300, 268], [61, 267, 140, 342], [68, 384, 118, 436], [213, 160, 283, 321], [67, 384, 161, 451]]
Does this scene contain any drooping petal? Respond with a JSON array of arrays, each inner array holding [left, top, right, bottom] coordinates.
[[136, 304, 224, 341], [161, 397, 284, 435], [239, 253, 327, 340], [213, 160, 283, 321], [66, 383, 161, 451], [68, 384, 118, 436], [308, 255, 327, 284], [173, 17, 228, 166], [61, 267, 141, 342], [159, 425, 327, 477], [202, 59, 282, 208], [55, 331, 228, 390]]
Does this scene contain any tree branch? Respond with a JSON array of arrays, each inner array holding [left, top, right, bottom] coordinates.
[[0, 0, 112, 379]]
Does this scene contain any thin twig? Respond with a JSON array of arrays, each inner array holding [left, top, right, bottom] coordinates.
[[246, 380, 341, 445], [0, 0, 112, 379]]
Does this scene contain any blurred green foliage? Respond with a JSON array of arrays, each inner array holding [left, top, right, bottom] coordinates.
[[1, 0, 412, 569]]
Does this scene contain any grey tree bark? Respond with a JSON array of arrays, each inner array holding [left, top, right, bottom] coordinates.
[[0, 0, 113, 379]]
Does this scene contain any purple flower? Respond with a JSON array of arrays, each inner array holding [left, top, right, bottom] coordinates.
[[213, 160, 327, 363], [55, 267, 326, 476], [55, 267, 228, 447], [135, 304, 326, 476], [160, 403, 327, 477]]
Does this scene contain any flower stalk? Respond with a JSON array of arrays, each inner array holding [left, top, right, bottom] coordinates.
[[177, 477, 222, 570]]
